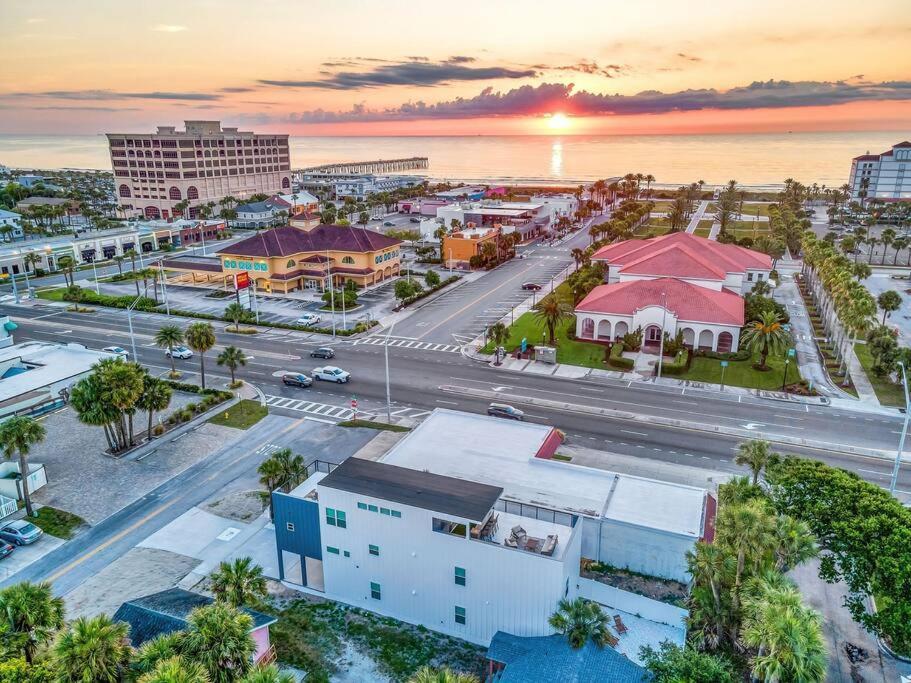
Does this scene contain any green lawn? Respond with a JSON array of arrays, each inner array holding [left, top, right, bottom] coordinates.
[[854, 343, 905, 407], [730, 220, 771, 239], [649, 201, 675, 213], [679, 350, 802, 390], [207, 399, 268, 429], [634, 224, 672, 238], [483, 311, 609, 369], [30, 506, 86, 539], [707, 203, 771, 217], [337, 420, 411, 432], [36, 288, 66, 302]]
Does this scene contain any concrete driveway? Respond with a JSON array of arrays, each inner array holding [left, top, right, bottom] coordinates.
[[0, 534, 65, 582]]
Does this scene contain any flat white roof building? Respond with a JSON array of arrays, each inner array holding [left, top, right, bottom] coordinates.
[[0, 341, 115, 420]]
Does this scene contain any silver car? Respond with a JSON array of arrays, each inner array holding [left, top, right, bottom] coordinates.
[[0, 520, 43, 545]]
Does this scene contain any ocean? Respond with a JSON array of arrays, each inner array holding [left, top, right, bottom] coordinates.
[[0, 130, 906, 189]]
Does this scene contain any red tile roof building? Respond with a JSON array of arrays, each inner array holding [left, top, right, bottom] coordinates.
[[576, 233, 771, 353]]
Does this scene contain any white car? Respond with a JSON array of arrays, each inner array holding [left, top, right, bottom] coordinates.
[[296, 313, 322, 326], [312, 366, 350, 383], [165, 345, 194, 360], [103, 346, 129, 359]]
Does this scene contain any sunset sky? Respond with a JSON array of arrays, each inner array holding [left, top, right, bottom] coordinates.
[[2, 0, 910, 136]]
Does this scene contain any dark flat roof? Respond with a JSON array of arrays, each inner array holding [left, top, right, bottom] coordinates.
[[320, 458, 502, 521]]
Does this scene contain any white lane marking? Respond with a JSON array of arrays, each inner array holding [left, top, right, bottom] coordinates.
[[620, 429, 648, 436]]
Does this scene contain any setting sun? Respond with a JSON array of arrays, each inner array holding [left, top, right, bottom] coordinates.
[[546, 112, 571, 130]]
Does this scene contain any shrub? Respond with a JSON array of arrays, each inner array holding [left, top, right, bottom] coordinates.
[[695, 348, 751, 362], [621, 326, 643, 352], [152, 424, 165, 436], [608, 342, 634, 370], [660, 349, 689, 376], [185, 402, 197, 413]]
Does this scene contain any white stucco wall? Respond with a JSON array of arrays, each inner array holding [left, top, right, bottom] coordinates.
[[576, 308, 741, 351]]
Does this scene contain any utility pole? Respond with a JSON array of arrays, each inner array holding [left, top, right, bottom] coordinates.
[[327, 249, 336, 338], [384, 322, 394, 424], [656, 290, 668, 379], [890, 361, 910, 494]]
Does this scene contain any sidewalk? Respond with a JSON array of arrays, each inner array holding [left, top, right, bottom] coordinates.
[[684, 200, 710, 234]]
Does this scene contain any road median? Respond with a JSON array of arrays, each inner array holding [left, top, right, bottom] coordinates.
[[439, 384, 898, 461]]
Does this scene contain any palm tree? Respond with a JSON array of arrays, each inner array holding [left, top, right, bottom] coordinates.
[[548, 598, 611, 649], [181, 603, 255, 683], [137, 375, 172, 440], [533, 295, 571, 346], [224, 302, 248, 331], [487, 322, 509, 365], [0, 581, 65, 663], [131, 633, 183, 677], [217, 346, 247, 386], [185, 322, 216, 389], [272, 448, 306, 492], [54, 615, 132, 683], [0, 416, 47, 517], [155, 325, 184, 377], [877, 290, 902, 325], [139, 656, 211, 683], [210, 557, 268, 608], [772, 515, 817, 572], [740, 311, 789, 371], [734, 440, 779, 485], [240, 666, 296, 683], [124, 248, 141, 296], [70, 372, 120, 451], [408, 667, 478, 683], [57, 253, 75, 288], [258, 457, 284, 521], [716, 501, 775, 617]]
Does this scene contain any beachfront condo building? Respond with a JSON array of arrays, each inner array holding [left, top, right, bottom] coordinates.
[[107, 121, 291, 220], [849, 141, 911, 203]]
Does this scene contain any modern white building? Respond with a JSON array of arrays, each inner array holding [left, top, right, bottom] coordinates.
[[529, 194, 579, 222], [0, 209, 23, 241], [437, 201, 550, 241], [848, 141, 911, 203], [273, 410, 706, 648], [0, 341, 116, 420], [298, 173, 423, 201]]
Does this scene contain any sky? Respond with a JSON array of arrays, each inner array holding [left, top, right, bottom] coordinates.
[[1, 0, 910, 136]]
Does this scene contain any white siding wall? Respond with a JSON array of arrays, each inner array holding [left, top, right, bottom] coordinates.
[[596, 520, 694, 582], [318, 487, 579, 646]]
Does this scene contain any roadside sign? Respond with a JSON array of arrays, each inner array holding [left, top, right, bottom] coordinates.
[[720, 360, 729, 367], [521, 337, 527, 353], [788, 348, 796, 357], [351, 397, 358, 409], [234, 272, 251, 290]]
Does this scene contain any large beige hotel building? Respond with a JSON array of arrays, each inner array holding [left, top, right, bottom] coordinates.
[[107, 121, 291, 220]]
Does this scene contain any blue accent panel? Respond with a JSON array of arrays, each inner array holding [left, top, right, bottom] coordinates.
[[273, 491, 322, 565]]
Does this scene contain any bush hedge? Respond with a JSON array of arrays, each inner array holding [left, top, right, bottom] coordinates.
[[660, 349, 689, 376], [695, 348, 751, 362], [400, 275, 460, 307], [608, 343, 634, 370]]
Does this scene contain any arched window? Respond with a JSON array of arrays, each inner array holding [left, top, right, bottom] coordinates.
[[186, 186, 199, 200], [286, 259, 296, 268], [341, 256, 355, 265], [168, 187, 181, 200], [144, 206, 161, 219], [281, 177, 290, 189], [119, 184, 131, 198]]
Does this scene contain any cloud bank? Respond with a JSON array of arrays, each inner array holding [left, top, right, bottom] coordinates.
[[289, 79, 911, 123]]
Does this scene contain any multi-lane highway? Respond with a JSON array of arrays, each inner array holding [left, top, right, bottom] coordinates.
[[7, 299, 911, 496]]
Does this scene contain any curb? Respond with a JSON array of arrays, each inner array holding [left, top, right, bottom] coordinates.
[[122, 394, 240, 462], [439, 384, 899, 460]]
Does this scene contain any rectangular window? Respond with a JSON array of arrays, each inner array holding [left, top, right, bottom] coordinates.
[[357, 502, 368, 510], [369, 544, 379, 556], [380, 508, 391, 516], [368, 504, 378, 513], [327, 546, 340, 555], [326, 508, 347, 528], [391, 510, 402, 518], [747, 272, 754, 281], [455, 606, 466, 624], [285, 522, 295, 532], [455, 567, 466, 586], [326, 508, 337, 526], [343, 550, 350, 558], [370, 582, 381, 600]]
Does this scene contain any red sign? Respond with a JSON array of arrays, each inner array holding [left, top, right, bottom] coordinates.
[[350, 398, 358, 409], [234, 272, 250, 290]]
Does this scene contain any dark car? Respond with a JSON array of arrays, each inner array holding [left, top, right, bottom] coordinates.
[[383, 221, 395, 227], [487, 403, 525, 421], [310, 347, 335, 359], [409, 217, 421, 223], [521, 282, 543, 291], [282, 373, 313, 388], [0, 543, 13, 560]]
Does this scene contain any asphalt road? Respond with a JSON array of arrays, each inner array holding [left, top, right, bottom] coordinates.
[[6, 302, 911, 497]]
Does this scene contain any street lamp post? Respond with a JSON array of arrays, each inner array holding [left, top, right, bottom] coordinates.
[[890, 361, 910, 494], [159, 262, 170, 316], [91, 257, 100, 295], [126, 293, 144, 361], [326, 249, 336, 339], [781, 358, 790, 391], [384, 322, 394, 424], [656, 291, 668, 379]]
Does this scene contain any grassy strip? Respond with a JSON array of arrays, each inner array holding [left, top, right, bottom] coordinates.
[[679, 350, 802, 390], [854, 343, 905, 407], [693, 227, 712, 238], [207, 399, 268, 429], [337, 419, 411, 432], [482, 310, 609, 370], [552, 453, 572, 462], [30, 506, 86, 539]]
